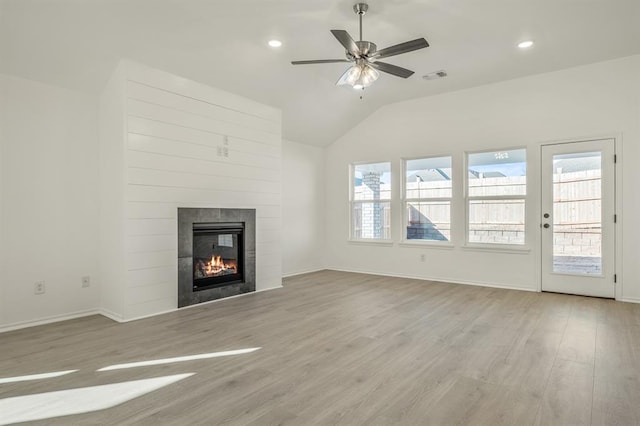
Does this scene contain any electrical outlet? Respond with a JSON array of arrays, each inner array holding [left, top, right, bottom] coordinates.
[[420, 254, 426, 262], [81, 276, 91, 288], [34, 281, 46, 295]]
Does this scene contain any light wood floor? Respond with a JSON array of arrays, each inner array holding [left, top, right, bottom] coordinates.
[[2, 270, 640, 425]]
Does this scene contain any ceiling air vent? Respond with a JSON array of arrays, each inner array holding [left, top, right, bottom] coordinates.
[[422, 70, 447, 80]]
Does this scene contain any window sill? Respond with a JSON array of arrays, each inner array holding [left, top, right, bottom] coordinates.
[[399, 241, 455, 250], [348, 239, 394, 247], [461, 244, 531, 254]]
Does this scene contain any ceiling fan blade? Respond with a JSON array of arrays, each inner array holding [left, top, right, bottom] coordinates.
[[330, 30, 360, 57], [369, 38, 429, 59], [369, 61, 415, 78], [291, 59, 351, 65]]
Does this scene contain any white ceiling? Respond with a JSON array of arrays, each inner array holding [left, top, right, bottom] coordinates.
[[1, 0, 639, 146]]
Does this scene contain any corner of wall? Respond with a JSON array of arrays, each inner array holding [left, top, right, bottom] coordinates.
[[281, 139, 327, 276], [0, 75, 6, 326], [98, 63, 127, 318]]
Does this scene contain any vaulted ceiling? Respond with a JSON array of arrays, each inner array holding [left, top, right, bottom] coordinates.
[[1, 0, 638, 146]]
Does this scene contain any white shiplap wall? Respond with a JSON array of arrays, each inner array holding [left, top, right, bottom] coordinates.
[[101, 60, 282, 321]]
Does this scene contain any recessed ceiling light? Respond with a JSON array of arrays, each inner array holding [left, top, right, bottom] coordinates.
[[422, 70, 448, 80], [518, 40, 534, 49], [268, 40, 282, 48]]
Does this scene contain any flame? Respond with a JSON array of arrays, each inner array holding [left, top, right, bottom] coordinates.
[[204, 255, 237, 276]]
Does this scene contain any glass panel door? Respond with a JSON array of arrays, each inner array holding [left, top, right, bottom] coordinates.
[[541, 140, 615, 298]]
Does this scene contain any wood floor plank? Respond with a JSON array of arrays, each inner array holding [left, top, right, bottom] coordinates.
[[591, 371, 640, 425], [535, 359, 594, 425]]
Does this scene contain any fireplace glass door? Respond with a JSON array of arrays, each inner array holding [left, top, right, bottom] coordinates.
[[192, 222, 244, 291]]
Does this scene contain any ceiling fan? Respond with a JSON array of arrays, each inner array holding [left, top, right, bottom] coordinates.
[[291, 2, 429, 90]]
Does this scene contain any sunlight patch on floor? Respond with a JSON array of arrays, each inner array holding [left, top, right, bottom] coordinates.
[[0, 373, 194, 425], [97, 347, 261, 371], [0, 370, 78, 385]]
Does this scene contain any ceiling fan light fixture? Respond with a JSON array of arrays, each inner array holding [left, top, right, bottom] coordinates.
[[358, 64, 379, 87], [337, 65, 363, 86], [337, 63, 379, 89]]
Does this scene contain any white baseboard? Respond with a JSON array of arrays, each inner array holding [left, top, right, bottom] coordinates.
[[0, 309, 101, 334], [620, 297, 640, 304], [117, 307, 180, 323], [111, 285, 285, 323], [326, 267, 538, 293], [1, 286, 285, 332], [282, 268, 326, 278], [98, 308, 125, 323]]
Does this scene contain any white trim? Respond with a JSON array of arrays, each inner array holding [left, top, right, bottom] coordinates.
[[0, 309, 101, 334], [539, 134, 621, 147], [326, 267, 537, 293], [398, 241, 455, 250], [614, 134, 623, 301], [468, 195, 528, 201], [0, 286, 286, 333], [461, 244, 531, 254], [115, 285, 284, 323], [118, 308, 179, 323], [99, 308, 125, 323], [348, 239, 394, 247], [620, 297, 640, 304], [405, 197, 452, 202], [282, 268, 325, 278]]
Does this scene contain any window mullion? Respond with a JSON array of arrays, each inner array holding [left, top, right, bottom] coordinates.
[[468, 195, 526, 201], [405, 197, 453, 203]]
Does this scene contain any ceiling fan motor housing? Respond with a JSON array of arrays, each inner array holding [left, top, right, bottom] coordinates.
[[346, 41, 377, 60]]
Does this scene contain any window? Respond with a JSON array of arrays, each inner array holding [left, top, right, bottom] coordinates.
[[404, 156, 452, 241], [351, 162, 391, 240], [467, 149, 526, 245]]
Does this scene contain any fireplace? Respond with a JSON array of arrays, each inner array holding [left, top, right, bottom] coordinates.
[[193, 222, 244, 291], [178, 208, 256, 308]]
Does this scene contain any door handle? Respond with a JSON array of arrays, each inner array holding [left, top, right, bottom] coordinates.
[[543, 223, 550, 228]]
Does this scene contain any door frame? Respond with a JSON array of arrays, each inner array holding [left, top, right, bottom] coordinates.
[[536, 134, 623, 300]]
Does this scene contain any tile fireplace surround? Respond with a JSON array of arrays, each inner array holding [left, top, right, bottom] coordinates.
[[177, 208, 256, 308]]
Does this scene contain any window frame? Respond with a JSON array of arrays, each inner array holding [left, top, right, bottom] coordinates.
[[401, 155, 454, 245], [464, 147, 529, 248], [349, 161, 393, 243]]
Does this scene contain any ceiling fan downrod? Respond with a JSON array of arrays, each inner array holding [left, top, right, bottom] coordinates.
[[354, 3, 368, 42]]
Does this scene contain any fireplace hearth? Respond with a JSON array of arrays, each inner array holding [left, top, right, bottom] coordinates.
[[178, 208, 256, 308]]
